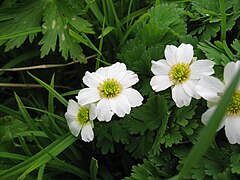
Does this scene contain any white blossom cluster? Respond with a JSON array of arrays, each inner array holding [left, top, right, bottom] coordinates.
[[65, 43, 240, 144]]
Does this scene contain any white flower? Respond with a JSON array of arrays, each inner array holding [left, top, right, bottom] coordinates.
[[76, 62, 143, 122], [150, 43, 214, 107], [195, 61, 240, 144], [65, 99, 96, 142]]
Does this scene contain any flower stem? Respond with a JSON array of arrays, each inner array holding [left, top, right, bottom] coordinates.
[[219, 0, 226, 41]]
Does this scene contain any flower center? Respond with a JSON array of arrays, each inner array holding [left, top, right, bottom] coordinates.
[[98, 78, 122, 98], [169, 63, 191, 84], [227, 90, 240, 116], [77, 107, 90, 124]]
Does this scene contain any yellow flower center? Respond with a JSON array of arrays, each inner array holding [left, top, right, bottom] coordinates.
[[227, 90, 240, 116], [169, 63, 191, 84], [77, 107, 90, 124], [98, 78, 122, 98]]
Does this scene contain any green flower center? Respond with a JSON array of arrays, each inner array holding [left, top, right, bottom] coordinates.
[[169, 63, 191, 84], [77, 107, 90, 124], [98, 78, 122, 98], [227, 90, 240, 116]]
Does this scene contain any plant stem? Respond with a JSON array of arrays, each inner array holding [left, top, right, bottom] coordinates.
[[219, 0, 226, 41]]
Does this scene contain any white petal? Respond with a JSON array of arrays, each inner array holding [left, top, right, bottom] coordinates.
[[65, 112, 77, 127], [165, 45, 178, 66], [109, 95, 131, 117], [107, 62, 127, 82], [83, 71, 103, 88], [224, 61, 240, 86], [224, 116, 240, 144], [121, 88, 143, 107], [96, 99, 114, 122], [150, 75, 173, 92], [151, 60, 170, 76], [172, 84, 192, 107], [182, 80, 201, 99], [177, 43, 194, 64], [195, 76, 224, 102], [190, 60, 214, 79], [120, 70, 139, 88], [81, 123, 94, 142], [89, 103, 97, 120], [69, 121, 81, 137], [201, 106, 224, 131], [76, 88, 101, 106], [66, 99, 79, 116], [96, 66, 108, 79]]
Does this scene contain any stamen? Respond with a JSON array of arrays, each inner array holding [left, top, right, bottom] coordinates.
[[227, 90, 240, 116], [98, 78, 122, 98], [169, 63, 191, 84], [77, 107, 90, 124]]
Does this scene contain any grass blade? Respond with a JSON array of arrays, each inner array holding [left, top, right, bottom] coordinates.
[[90, 157, 98, 180], [0, 152, 28, 161], [47, 159, 90, 179], [0, 27, 42, 40], [17, 135, 32, 156], [0, 133, 77, 179], [37, 164, 46, 180], [0, 104, 23, 121], [14, 93, 38, 130], [48, 74, 55, 113], [28, 72, 68, 107]]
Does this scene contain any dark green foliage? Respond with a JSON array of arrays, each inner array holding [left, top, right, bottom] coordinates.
[[174, 144, 240, 179], [189, 0, 240, 41], [118, 4, 187, 75], [0, 0, 43, 49], [198, 40, 238, 66], [0, 116, 27, 151], [1, 0, 240, 179], [125, 151, 179, 179], [0, 0, 94, 62], [122, 95, 168, 158]]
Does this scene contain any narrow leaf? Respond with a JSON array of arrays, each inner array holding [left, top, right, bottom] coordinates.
[[28, 72, 68, 106]]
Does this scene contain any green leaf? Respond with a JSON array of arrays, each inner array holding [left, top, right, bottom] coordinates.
[[231, 39, 240, 59], [95, 125, 114, 155], [0, 152, 28, 161], [111, 121, 129, 144], [14, 93, 38, 131], [198, 41, 231, 65], [0, 116, 27, 151], [230, 154, 240, 174], [47, 159, 90, 179], [38, 1, 85, 62], [90, 157, 98, 180], [69, 29, 101, 55], [69, 16, 94, 34], [0, 133, 78, 179], [126, 131, 154, 159], [28, 72, 68, 107], [0, 104, 23, 121], [122, 95, 168, 135], [0, 27, 41, 41], [118, 4, 186, 74], [98, 26, 115, 38], [0, 0, 44, 51], [37, 164, 46, 180], [48, 74, 55, 113]]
